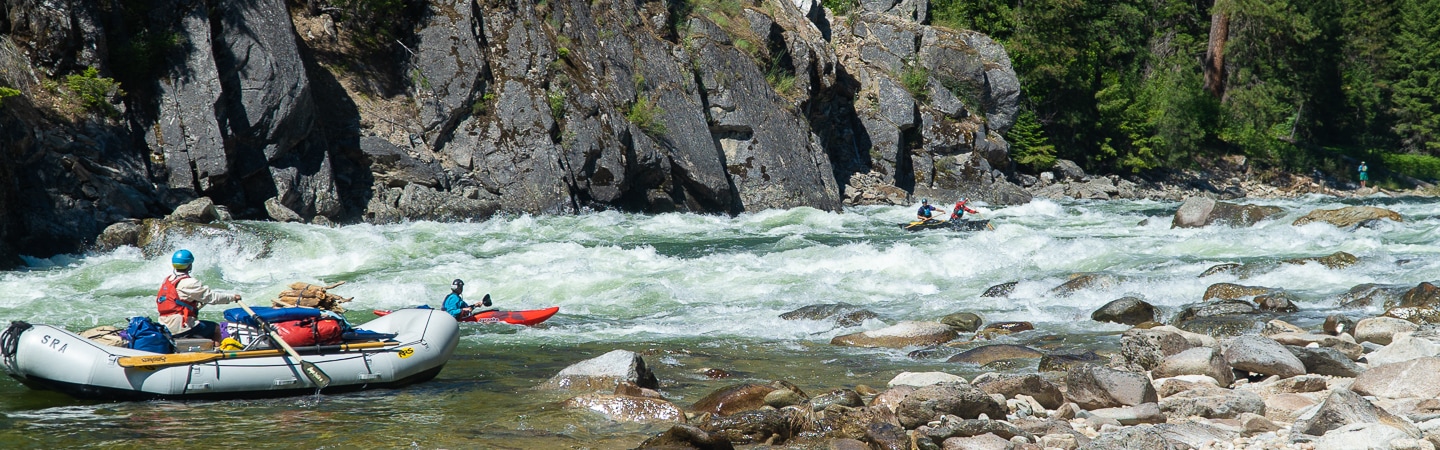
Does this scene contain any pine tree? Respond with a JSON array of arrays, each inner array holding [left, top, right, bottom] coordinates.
[[1391, 0, 1440, 153]]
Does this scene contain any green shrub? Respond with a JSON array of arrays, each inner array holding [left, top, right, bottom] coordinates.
[[65, 67, 124, 116], [822, 0, 856, 16], [0, 86, 19, 101], [1381, 153, 1440, 182], [627, 96, 666, 135], [900, 62, 929, 102], [547, 90, 566, 121], [471, 91, 496, 116]]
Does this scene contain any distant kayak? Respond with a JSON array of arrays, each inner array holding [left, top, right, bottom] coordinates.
[[901, 218, 993, 232], [373, 306, 559, 326]]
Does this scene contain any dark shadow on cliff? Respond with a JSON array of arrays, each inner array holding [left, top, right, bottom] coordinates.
[[293, 25, 374, 224], [809, 65, 870, 200]]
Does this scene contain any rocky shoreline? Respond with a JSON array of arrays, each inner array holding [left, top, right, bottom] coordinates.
[[508, 202, 1440, 450]]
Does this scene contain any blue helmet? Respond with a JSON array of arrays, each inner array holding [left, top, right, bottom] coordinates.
[[171, 249, 195, 270]]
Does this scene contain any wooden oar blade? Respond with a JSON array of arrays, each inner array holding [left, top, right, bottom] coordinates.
[[118, 352, 224, 368], [300, 360, 331, 389]]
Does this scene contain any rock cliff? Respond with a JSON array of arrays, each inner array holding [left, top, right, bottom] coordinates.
[[0, 0, 1024, 267]]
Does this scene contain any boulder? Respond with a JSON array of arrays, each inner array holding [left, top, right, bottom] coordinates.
[[1176, 316, 1264, 338], [1292, 389, 1421, 438], [167, 197, 224, 223], [1171, 197, 1283, 228], [1286, 345, 1364, 377], [780, 303, 880, 326], [981, 282, 1017, 297], [1311, 422, 1416, 450], [1080, 424, 1189, 450], [1091, 296, 1156, 325], [973, 373, 1064, 409], [1112, 327, 1196, 372], [1283, 251, 1360, 270], [1202, 283, 1274, 301], [1364, 332, 1440, 367], [1038, 350, 1104, 373], [939, 312, 984, 332], [1084, 402, 1166, 425], [690, 383, 784, 416], [698, 407, 804, 445], [1062, 364, 1157, 410], [889, 371, 967, 387], [635, 424, 735, 449], [1050, 272, 1122, 297], [1152, 346, 1235, 386], [562, 393, 686, 422], [1157, 387, 1265, 420], [1265, 393, 1318, 423], [1397, 282, 1440, 309], [1269, 332, 1365, 360], [946, 344, 1044, 365], [1292, 205, 1404, 228], [894, 382, 1007, 428], [831, 321, 958, 348], [1336, 284, 1411, 309], [1355, 316, 1422, 345], [1223, 335, 1305, 378], [808, 389, 865, 411], [539, 349, 659, 391], [1353, 357, 1440, 399]]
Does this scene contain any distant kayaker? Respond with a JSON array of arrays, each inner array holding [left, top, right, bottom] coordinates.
[[950, 198, 979, 220], [156, 249, 240, 341], [443, 279, 491, 319], [916, 199, 945, 221]]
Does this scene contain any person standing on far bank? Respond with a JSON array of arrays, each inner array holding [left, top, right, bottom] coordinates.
[[1358, 161, 1369, 188]]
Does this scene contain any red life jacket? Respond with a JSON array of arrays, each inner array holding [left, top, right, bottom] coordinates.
[[156, 273, 199, 321]]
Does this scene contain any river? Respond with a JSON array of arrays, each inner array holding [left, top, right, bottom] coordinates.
[[1, 196, 1436, 448]]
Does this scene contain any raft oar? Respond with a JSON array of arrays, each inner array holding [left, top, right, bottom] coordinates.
[[117, 341, 397, 369], [236, 299, 333, 390]]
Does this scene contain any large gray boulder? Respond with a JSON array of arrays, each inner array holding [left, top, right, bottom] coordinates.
[[1352, 357, 1440, 399], [539, 350, 659, 392], [1172, 197, 1284, 228], [1063, 364, 1158, 410], [1153, 347, 1235, 386], [1292, 389, 1421, 438], [1223, 335, 1305, 378], [895, 382, 1007, 428]]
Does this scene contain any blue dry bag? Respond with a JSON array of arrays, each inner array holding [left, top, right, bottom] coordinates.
[[124, 316, 174, 354]]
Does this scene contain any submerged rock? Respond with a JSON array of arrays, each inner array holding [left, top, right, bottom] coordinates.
[[981, 281, 1017, 297], [1292, 205, 1403, 228], [779, 303, 880, 326], [946, 344, 1044, 365], [831, 321, 958, 348]]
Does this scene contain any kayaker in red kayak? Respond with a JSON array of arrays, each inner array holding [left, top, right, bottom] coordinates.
[[442, 279, 491, 320]]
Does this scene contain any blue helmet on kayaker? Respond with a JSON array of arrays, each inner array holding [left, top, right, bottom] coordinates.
[[452, 279, 464, 294], [171, 249, 194, 271], [922, 198, 929, 204]]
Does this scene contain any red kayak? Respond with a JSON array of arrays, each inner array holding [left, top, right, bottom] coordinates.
[[373, 306, 559, 326]]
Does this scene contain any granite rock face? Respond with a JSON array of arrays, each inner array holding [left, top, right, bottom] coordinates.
[[0, 0, 1022, 264]]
